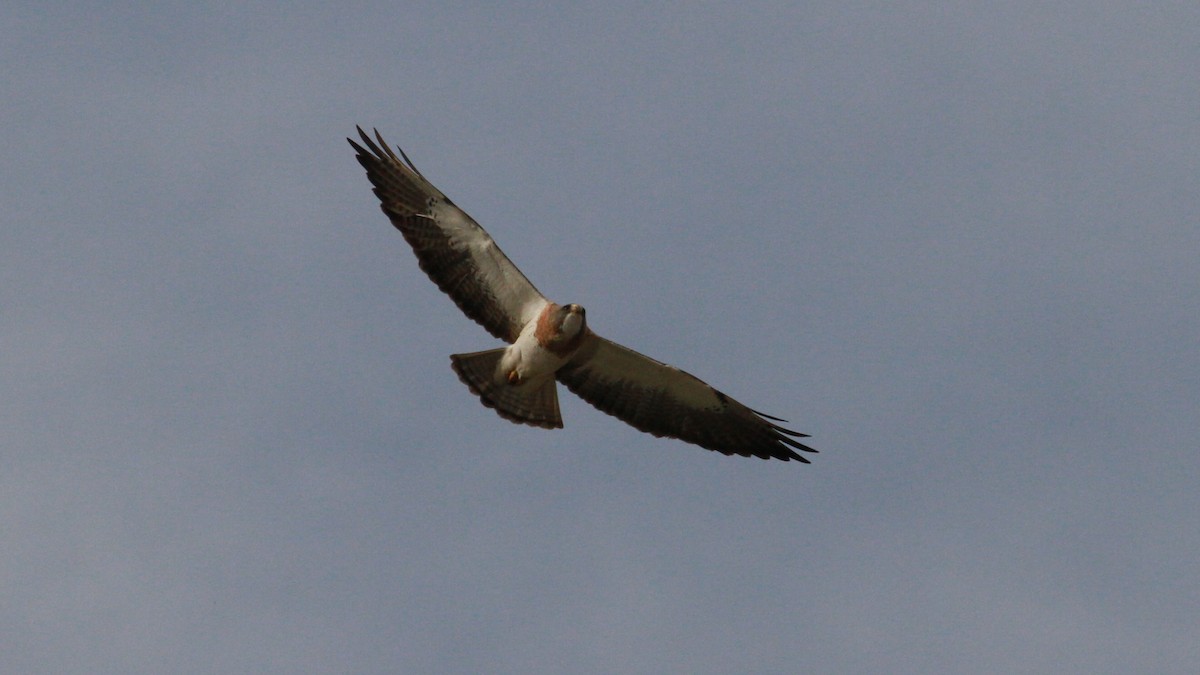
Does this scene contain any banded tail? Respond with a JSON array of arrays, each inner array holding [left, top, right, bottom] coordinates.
[[449, 349, 563, 429]]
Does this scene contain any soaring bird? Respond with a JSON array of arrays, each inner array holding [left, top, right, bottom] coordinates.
[[349, 127, 817, 462]]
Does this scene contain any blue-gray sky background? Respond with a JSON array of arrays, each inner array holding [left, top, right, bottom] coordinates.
[[4, 3, 1198, 673]]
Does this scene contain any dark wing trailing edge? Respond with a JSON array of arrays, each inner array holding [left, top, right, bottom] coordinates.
[[348, 127, 547, 343], [557, 334, 818, 462]]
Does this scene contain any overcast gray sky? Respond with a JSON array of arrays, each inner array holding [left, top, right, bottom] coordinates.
[[4, 2, 1199, 673]]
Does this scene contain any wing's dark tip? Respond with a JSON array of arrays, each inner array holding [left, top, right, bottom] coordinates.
[[743, 406, 817, 461], [349, 126, 424, 178], [752, 410, 818, 461], [750, 407, 789, 423]]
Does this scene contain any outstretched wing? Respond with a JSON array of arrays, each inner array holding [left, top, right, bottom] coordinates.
[[556, 334, 818, 462], [349, 127, 547, 343]]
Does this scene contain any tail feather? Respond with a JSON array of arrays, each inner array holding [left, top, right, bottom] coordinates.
[[449, 349, 563, 429]]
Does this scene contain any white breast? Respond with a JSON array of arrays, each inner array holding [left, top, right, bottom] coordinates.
[[498, 318, 573, 386]]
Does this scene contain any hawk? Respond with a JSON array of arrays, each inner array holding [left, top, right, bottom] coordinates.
[[349, 127, 817, 462]]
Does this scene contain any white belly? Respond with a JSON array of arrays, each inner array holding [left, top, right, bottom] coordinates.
[[497, 320, 571, 386]]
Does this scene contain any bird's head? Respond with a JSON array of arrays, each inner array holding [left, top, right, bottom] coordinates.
[[559, 303, 587, 338]]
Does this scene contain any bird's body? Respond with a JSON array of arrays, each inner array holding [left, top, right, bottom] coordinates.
[[451, 302, 587, 429], [349, 127, 817, 462]]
